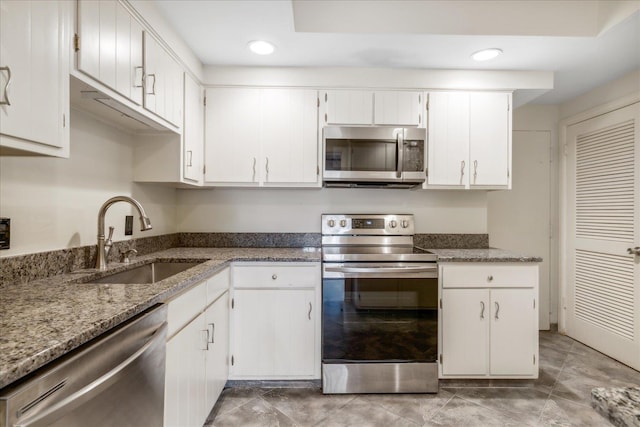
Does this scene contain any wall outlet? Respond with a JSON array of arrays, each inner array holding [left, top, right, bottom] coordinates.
[[0, 218, 10, 249], [125, 216, 133, 236]]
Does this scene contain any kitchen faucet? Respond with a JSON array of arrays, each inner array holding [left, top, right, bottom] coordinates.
[[96, 196, 152, 270]]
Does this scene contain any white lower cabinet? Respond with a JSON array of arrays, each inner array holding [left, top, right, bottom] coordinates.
[[230, 263, 321, 379], [439, 263, 538, 378], [164, 267, 230, 427]]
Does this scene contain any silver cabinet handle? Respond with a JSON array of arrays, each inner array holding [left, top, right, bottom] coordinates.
[[203, 329, 210, 350], [252, 157, 257, 182], [146, 73, 156, 95], [133, 66, 144, 88], [208, 323, 215, 344], [272, 273, 277, 280], [473, 160, 478, 183], [627, 247, 640, 255], [265, 157, 269, 180], [494, 301, 500, 320], [460, 160, 465, 184], [480, 301, 485, 319], [308, 302, 312, 320], [0, 66, 12, 105], [487, 275, 493, 282], [186, 150, 193, 167]]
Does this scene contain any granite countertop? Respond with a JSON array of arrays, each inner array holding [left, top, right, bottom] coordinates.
[[0, 245, 538, 390], [426, 248, 542, 262], [0, 247, 321, 389]]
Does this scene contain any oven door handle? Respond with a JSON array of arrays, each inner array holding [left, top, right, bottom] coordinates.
[[325, 266, 437, 274]]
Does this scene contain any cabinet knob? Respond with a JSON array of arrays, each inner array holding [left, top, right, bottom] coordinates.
[[487, 275, 494, 282], [272, 274, 278, 280]]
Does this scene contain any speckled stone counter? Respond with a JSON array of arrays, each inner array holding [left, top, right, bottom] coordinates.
[[592, 387, 640, 427], [425, 248, 542, 262], [0, 247, 320, 389]]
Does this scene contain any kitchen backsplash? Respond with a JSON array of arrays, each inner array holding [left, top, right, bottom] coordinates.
[[0, 233, 488, 287]]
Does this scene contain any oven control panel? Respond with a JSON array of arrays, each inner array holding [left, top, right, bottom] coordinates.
[[322, 214, 414, 235]]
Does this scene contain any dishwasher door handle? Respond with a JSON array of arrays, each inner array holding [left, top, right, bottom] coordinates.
[[17, 322, 168, 427]]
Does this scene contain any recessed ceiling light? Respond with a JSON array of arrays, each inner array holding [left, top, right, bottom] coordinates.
[[471, 48, 503, 61], [248, 40, 275, 55]]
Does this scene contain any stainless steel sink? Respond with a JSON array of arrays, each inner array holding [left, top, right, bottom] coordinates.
[[89, 261, 203, 284]]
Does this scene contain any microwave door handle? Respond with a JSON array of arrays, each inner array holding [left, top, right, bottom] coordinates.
[[396, 131, 404, 179]]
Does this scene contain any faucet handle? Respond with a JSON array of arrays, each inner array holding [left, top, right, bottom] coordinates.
[[122, 248, 138, 264]]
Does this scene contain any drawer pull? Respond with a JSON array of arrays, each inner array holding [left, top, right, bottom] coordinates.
[[494, 302, 500, 320], [480, 301, 485, 319], [272, 274, 277, 280], [487, 275, 494, 282]]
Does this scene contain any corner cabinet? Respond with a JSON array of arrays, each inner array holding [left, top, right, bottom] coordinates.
[[0, 0, 70, 157], [229, 263, 321, 379], [425, 91, 512, 190], [439, 263, 539, 378], [164, 268, 230, 427], [321, 90, 423, 126], [204, 87, 320, 187]]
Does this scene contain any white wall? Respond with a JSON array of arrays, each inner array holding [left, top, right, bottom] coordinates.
[[176, 188, 487, 233], [0, 109, 178, 257]]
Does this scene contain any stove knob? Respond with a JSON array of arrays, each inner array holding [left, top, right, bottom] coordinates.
[[389, 220, 397, 228], [401, 220, 410, 228], [328, 219, 336, 227], [340, 219, 347, 227]]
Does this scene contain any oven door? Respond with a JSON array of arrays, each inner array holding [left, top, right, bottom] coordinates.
[[322, 262, 439, 393]]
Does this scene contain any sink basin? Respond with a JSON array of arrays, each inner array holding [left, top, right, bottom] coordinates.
[[89, 261, 203, 284]]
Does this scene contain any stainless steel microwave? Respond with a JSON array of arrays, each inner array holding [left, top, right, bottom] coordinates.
[[323, 126, 426, 188]]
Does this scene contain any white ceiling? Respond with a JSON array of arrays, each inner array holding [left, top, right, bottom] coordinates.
[[153, 0, 640, 104]]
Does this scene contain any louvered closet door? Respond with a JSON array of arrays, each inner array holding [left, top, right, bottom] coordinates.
[[566, 103, 640, 370]]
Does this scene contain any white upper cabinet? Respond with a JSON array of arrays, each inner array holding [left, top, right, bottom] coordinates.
[[374, 90, 423, 126], [468, 92, 511, 188], [0, 0, 70, 157], [205, 87, 320, 187], [425, 91, 512, 190], [182, 72, 204, 184], [205, 87, 261, 184], [143, 31, 183, 128], [426, 92, 470, 188], [77, 0, 143, 105], [321, 90, 423, 126], [323, 90, 373, 125]]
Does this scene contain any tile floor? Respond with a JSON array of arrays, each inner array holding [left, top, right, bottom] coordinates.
[[205, 331, 640, 426]]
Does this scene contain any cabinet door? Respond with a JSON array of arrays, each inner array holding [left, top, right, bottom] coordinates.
[[232, 289, 316, 378], [0, 0, 67, 153], [165, 312, 207, 427], [426, 92, 470, 187], [261, 89, 319, 185], [144, 33, 184, 128], [490, 288, 537, 376], [115, 3, 143, 105], [469, 92, 511, 187], [205, 292, 229, 412], [323, 90, 373, 125], [204, 88, 261, 184], [374, 91, 422, 126], [183, 73, 203, 184], [441, 289, 489, 375]]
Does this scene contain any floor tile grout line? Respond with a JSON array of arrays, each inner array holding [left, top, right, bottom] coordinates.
[[256, 394, 302, 426], [447, 392, 538, 426], [422, 390, 457, 424]]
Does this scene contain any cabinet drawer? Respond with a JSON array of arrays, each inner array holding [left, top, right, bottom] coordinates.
[[166, 280, 206, 338], [207, 267, 230, 305], [441, 264, 537, 288], [233, 263, 319, 288]]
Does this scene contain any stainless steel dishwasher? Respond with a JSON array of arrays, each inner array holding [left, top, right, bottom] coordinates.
[[0, 304, 168, 427]]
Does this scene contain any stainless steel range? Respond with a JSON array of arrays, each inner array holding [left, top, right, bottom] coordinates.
[[321, 214, 439, 394]]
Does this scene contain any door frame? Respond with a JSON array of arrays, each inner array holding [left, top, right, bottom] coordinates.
[[558, 91, 640, 333]]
